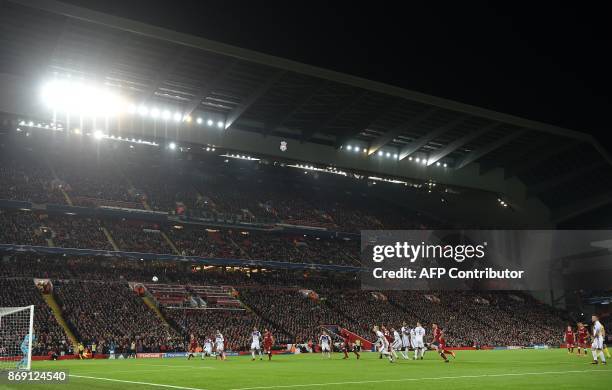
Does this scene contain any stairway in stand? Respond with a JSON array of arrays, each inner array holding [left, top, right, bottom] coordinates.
[[141, 296, 173, 329], [41, 293, 78, 347]]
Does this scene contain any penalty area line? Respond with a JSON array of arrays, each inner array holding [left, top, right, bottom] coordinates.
[[230, 369, 612, 390], [71, 374, 208, 390]]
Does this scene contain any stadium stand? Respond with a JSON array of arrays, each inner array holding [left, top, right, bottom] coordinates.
[[0, 279, 71, 356], [54, 280, 184, 354]]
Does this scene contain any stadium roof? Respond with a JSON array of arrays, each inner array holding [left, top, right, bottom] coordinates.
[[2, 0, 611, 224]]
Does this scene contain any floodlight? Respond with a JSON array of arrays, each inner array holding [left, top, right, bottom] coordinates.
[[150, 108, 160, 118], [173, 112, 182, 122], [386, 152, 391, 158], [377, 150, 383, 156], [41, 79, 126, 117], [217, 121, 224, 129], [168, 142, 177, 150], [443, 163, 447, 168], [196, 117, 203, 124], [93, 130, 104, 140], [347, 145, 353, 151], [138, 105, 149, 116], [207, 119, 214, 126], [162, 110, 171, 120]]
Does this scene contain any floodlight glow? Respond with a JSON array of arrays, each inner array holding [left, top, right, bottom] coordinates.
[[347, 145, 353, 151], [422, 159, 427, 165], [217, 121, 224, 129], [377, 150, 383, 156], [443, 163, 447, 168], [150, 108, 160, 118], [138, 105, 149, 116], [183, 115, 192, 123], [415, 157, 420, 162], [363, 148, 367, 153], [393, 154, 398, 159], [41, 79, 127, 117], [162, 110, 171, 120], [196, 117, 203, 124], [436, 162, 441, 166], [93, 130, 104, 140], [386, 152, 391, 158], [408, 156, 413, 161], [354, 147, 360, 153], [168, 142, 177, 150], [173, 112, 182, 122], [207, 119, 214, 126]]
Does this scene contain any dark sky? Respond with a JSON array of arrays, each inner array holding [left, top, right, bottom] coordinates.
[[65, 1, 612, 145]]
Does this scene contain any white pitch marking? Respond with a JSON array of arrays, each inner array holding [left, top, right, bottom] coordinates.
[[230, 369, 612, 390], [71, 374, 208, 390]]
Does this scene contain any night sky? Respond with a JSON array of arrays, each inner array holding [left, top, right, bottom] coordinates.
[[65, 1, 612, 148]]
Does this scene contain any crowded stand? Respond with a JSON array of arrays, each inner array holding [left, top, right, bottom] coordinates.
[[237, 288, 348, 344], [163, 308, 289, 351], [0, 210, 47, 246], [0, 279, 71, 356], [168, 227, 241, 258], [54, 280, 184, 354], [0, 136, 585, 360], [42, 216, 113, 251], [0, 147, 65, 205], [106, 220, 175, 254], [0, 140, 438, 232], [0, 253, 578, 356]]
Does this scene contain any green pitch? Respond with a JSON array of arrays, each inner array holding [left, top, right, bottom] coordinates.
[[8, 349, 611, 390]]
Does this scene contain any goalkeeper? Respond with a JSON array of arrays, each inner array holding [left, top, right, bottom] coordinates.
[[16, 334, 35, 369]]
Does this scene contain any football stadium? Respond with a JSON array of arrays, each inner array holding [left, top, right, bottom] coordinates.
[[0, 1, 611, 389]]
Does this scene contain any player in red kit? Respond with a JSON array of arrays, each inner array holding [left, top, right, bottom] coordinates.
[[576, 322, 589, 356], [432, 323, 455, 362], [340, 329, 360, 360], [438, 331, 456, 362], [263, 328, 274, 361], [564, 325, 575, 354], [187, 334, 198, 360]]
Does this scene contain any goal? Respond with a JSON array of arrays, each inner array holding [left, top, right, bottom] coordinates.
[[0, 306, 35, 371]]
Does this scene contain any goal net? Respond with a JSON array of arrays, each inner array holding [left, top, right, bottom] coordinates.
[[0, 306, 34, 371]]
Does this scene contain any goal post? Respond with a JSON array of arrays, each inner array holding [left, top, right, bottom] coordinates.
[[0, 305, 35, 371]]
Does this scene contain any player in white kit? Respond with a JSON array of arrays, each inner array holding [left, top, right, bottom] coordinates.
[[400, 322, 411, 359], [413, 322, 426, 360], [591, 315, 607, 365], [202, 338, 213, 359], [391, 327, 402, 360], [251, 327, 263, 361], [319, 331, 332, 359], [215, 330, 226, 361], [373, 325, 394, 363]]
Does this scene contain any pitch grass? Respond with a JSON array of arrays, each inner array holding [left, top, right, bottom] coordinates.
[[6, 349, 611, 390]]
